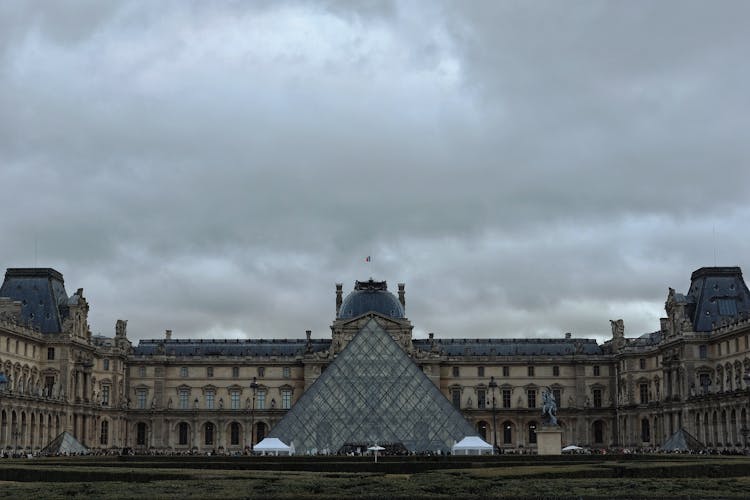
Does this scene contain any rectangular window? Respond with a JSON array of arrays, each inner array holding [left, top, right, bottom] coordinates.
[[207, 367, 214, 378], [593, 365, 600, 376], [477, 389, 486, 409], [283, 366, 291, 378], [477, 366, 485, 377], [502, 389, 511, 408], [452, 366, 460, 377], [231, 390, 240, 410], [553, 389, 561, 407], [180, 366, 188, 377], [137, 390, 147, 409], [138, 366, 146, 377], [639, 383, 648, 404], [257, 366, 265, 378], [699, 345, 707, 359], [552, 366, 559, 377], [100, 421, 109, 446], [103, 359, 110, 371], [45, 376, 55, 395], [179, 389, 189, 409], [717, 343, 722, 356], [451, 388, 461, 408], [735, 337, 740, 352], [232, 366, 240, 378], [102, 385, 110, 406], [527, 389, 536, 408], [502, 366, 510, 377], [47, 347, 55, 360], [699, 373, 711, 394], [527, 366, 535, 377], [639, 358, 646, 370], [206, 391, 215, 409], [281, 389, 292, 409], [257, 390, 266, 410], [593, 388, 602, 408]]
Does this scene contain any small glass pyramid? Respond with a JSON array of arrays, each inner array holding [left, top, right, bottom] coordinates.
[[269, 318, 474, 454]]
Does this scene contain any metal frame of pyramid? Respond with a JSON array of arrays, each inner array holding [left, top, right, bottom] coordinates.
[[40, 431, 89, 455], [268, 318, 474, 454]]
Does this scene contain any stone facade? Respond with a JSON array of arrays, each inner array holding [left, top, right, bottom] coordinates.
[[1, 267, 749, 454]]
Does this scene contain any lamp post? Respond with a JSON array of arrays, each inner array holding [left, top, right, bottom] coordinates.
[[249, 377, 258, 452], [488, 376, 498, 453]]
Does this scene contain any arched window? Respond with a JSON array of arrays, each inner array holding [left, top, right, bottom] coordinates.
[[528, 421, 537, 444], [593, 420, 604, 444], [730, 410, 737, 445], [256, 422, 267, 443], [136, 422, 147, 446], [503, 421, 513, 445], [100, 420, 109, 446], [230, 422, 241, 446], [476, 421, 488, 442], [178, 422, 189, 446], [205, 422, 214, 446], [640, 418, 650, 443]]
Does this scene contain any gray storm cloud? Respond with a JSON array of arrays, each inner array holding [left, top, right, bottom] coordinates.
[[1, 1, 748, 343]]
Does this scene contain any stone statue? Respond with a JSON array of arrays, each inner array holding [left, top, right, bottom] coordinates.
[[541, 388, 558, 426], [610, 319, 624, 338]]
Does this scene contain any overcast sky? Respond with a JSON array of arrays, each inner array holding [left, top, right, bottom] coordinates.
[[2, 1, 749, 345]]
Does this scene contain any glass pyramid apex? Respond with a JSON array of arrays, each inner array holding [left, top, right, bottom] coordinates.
[[268, 318, 474, 454]]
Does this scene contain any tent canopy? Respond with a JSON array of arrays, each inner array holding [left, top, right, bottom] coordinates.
[[661, 428, 704, 452], [254, 437, 292, 455], [562, 445, 584, 451], [451, 436, 494, 455], [40, 431, 89, 456]]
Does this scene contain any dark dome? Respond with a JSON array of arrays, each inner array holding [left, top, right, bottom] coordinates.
[[337, 279, 405, 319]]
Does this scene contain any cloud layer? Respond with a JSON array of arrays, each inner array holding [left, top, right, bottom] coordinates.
[[2, 1, 749, 343]]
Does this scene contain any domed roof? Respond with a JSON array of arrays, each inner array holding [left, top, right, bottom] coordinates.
[[337, 279, 405, 319]]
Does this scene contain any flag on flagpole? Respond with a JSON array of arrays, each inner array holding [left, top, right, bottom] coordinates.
[[365, 256, 371, 262]]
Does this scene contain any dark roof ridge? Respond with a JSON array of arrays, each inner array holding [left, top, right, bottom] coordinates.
[[5, 267, 64, 282]]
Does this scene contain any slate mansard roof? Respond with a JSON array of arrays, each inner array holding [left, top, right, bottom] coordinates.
[[683, 267, 750, 332], [337, 279, 405, 319], [132, 337, 604, 357], [0, 268, 74, 333], [413, 337, 604, 356], [132, 338, 332, 357]]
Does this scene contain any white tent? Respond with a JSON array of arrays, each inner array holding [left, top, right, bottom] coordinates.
[[451, 436, 494, 455], [253, 437, 292, 456], [562, 445, 584, 452]]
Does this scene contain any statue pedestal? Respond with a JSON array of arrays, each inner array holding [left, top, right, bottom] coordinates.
[[536, 426, 562, 455]]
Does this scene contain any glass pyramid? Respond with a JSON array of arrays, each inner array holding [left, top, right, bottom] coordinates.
[[269, 318, 474, 454]]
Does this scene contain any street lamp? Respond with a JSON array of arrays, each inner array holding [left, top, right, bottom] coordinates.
[[249, 377, 258, 452], [488, 376, 498, 453]]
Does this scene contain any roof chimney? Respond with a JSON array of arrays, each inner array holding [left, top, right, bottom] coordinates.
[[398, 283, 405, 309], [306, 330, 311, 341], [165, 329, 172, 341]]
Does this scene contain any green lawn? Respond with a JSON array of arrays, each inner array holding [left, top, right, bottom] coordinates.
[[1, 456, 748, 498]]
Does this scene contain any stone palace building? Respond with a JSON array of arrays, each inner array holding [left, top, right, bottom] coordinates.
[[0, 266, 749, 453]]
